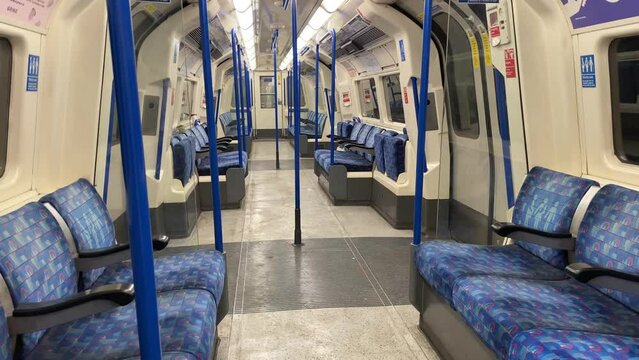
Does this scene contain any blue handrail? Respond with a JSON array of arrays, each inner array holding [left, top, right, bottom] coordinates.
[[287, 71, 292, 130], [292, 0, 302, 245], [230, 31, 244, 168], [103, 84, 116, 204], [215, 89, 222, 126], [314, 44, 320, 151], [105, 1, 162, 357], [199, 0, 225, 253], [237, 46, 246, 151], [329, 29, 336, 165], [244, 62, 253, 137], [154, 78, 170, 180], [272, 31, 280, 169], [412, 0, 435, 247], [410, 76, 427, 172]]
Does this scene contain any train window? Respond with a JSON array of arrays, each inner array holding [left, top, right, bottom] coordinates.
[[181, 79, 196, 120], [382, 74, 405, 123], [0, 38, 11, 177], [435, 14, 480, 139], [260, 76, 275, 109], [610, 35, 639, 164], [357, 78, 380, 119]]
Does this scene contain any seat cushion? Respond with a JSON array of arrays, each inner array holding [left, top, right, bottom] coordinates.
[[91, 249, 226, 305], [383, 134, 407, 181], [512, 167, 598, 269], [28, 289, 216, 360], [508, 329, 639, 360], [197, 151, 248, 176], [416, 241, 566, 305], [316, 150, 373, 172], [453, 276, 639, 359]]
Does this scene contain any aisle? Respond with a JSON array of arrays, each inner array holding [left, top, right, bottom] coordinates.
[[180, 140, 439, 360]]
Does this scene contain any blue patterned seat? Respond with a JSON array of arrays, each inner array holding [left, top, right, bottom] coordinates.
[[171, 135, 194, 186], [0, 202, 217, 359], [508, 329, 639, 360], [40, 180, 226, 305], [416, 167, 597, 304], [196, 150, 248, 176], [315, 150, 373, 172], [383, 134, 407, 181], [220, 112, 238, 137], [452, 184, 639, 359], [28, 289, 216, 360]]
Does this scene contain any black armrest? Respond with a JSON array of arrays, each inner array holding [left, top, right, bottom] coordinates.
[[196, 146, 210, 154], [326, 134, 349, 141], [8, 284, 135, 334], [152, 235, 170, 251], [491, 222, 575, 250], [217, 137, 233, 143], [217, 144, 230, 151], [566, 263, 639, 295], [344, 144, 375, 156], [78, 243, 130, 258]]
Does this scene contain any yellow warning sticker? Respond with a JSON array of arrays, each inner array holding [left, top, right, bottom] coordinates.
[[469, 35, 480, 69], [481, 32, 492, 66]]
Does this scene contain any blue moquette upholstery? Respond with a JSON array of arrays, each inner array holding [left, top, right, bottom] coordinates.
[[512, 167, 598, 268], [508, 329, 639, 360], [220, 112, 238, 137], [315, 151, 373, 172], [28, 289, 216, 360], [416, 167, 597, 304], [453, 276, 639, 359], [0, 203, 78, 356], [41, 179, 115, 287], [41, 180, 226, 304], [574, 184, 639, 312], [373, 132, 395, 173], [451, 184, 639, 359], [0, 308, 9, 360], [170, 135, 194, 186], [383, 134, 407, 181], [197, 151, 248, 176]]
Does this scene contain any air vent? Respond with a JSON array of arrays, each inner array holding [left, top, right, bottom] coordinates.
[[184, 16, 231, 60], [320, 14, 388, 59]]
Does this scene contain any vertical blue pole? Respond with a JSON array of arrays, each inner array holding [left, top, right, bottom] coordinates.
[[103, 85, 116, 203], [244, 64, 253, 137], [314, 44, 320, 151], [329, 30, 336, 165], [231, 31, 244, 168], [215, 89, 222, 127], [292, 0, 302, 245], [237, 46, 246, 152], [273, 41, 280, 169], [411, 76, 427, 172], [105, 1, 162, 358], [287, 71, 292, 130], [199, 0, 224, 253], [412, 0, 434, 246]]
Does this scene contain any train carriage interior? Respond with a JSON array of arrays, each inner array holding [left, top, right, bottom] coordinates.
[[0, 0, 638, 359]]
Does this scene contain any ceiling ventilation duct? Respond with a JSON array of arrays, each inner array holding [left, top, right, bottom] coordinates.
[[184, 16, 231, 61], [319, 14, 388, 59]]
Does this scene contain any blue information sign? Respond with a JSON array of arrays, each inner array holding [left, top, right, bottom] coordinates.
[[562, 0, 639, 29], [26, 55, 39, 92], [399, 40, 406, 62], [580, 55, 596, 88]]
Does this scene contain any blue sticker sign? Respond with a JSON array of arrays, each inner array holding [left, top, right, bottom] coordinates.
[[562, 0, 639, 29], [26, 55, 39, 92], [580, 55, 596, 88], [399, 40, 406, 62]]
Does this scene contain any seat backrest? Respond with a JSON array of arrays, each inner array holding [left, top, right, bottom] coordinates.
[[316, 113, 327, 135], [0, 307, 9, 360], [192, 125, 209, 146], [171, 136, 191, 186], [338, 121, 353, 138], [575, 184, 639, 312], [348, 122, 365, 141], [383, 134, 408, 181], [355, 124, 373, 145], [512, 167, 598, 269], [40, 179, 117, 288], [374, 131, 397, 173], [0, 203, 78, 356], [362, 127, 384, 161]]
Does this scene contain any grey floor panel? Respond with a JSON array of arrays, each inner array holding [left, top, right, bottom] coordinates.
[[249, 159, 314, 171], [350, 237, 414, 306], [237, 238, 384, 313]]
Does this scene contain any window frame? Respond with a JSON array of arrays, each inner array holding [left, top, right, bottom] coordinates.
[[259, 75, 276, 109], [356, 77, 381, 120], [610, 35, 639, 165], [381, 73, 405, 124]]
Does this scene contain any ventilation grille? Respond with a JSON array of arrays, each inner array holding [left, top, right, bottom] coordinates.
[[320, 15, 388, 59], [184, 16, 231, 60]]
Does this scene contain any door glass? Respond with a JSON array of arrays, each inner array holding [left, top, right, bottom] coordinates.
[[260, 76, 275, 109]]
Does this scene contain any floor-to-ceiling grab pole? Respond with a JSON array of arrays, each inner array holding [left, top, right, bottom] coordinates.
[[105, 1, 162, 357], [314, 44, 320, 151], [291, 0, 302, 245], [244, 62, 253, 138], [237, 46, 247, 152], [199, 0, 225, 253], [329, 30, 336, 165], [272, 31, 280, 169], [287, 71, 292, 130], [231, 30, 244, 167], [215, 89, 222, 126], [410, 76, 427, 172], [412, 0, 435, 247]]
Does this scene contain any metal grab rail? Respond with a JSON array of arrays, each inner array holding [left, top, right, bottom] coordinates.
[[412, 0, 435, 247], [328, 30, 336, 165], [410, 76, 427, 173], [105, 1, 162, 357], [245, 64, 253, 135], [272, 31, 281, 169], [314, 44, 320, 151], [237, 46, 246, 152], [230, 30, 244, 167], [199, 0, 225, 253], [291, 0, 302, 245]]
